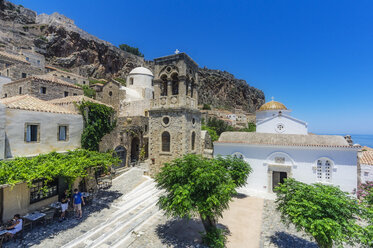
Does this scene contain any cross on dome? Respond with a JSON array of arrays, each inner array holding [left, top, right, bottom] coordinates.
[[174, 49, 180, 54], [271, 96, 274, 101]]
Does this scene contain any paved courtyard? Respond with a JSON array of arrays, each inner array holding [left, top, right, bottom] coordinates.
[[2, 168, 341, 248]]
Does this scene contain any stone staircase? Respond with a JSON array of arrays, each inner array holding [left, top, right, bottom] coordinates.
[[61, 179, 162, 248]]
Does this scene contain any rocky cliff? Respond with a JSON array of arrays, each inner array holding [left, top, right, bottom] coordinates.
[[0, 0, 265, 112], [198, 68, 264, 112]]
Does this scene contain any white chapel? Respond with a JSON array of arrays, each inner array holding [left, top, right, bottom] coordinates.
[[214, 99, 360, 194]]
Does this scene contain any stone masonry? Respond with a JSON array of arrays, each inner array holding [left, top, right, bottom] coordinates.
[[149, 53, 202, 176], [1, 75, 83, 100]]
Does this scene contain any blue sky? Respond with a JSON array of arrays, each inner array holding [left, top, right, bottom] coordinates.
[[14, 0, 373, 134]]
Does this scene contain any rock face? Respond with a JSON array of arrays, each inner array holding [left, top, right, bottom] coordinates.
[[198, 68, 265, 112], [0, 0, 265, 112]]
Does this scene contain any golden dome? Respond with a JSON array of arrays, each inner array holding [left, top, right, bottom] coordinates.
[[258, 100, 287, 111]]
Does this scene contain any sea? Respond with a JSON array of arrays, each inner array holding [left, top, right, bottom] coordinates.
[[324, 134, 373, 148]]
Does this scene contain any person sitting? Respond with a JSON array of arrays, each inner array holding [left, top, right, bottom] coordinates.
[[5, 214, 22, 239]]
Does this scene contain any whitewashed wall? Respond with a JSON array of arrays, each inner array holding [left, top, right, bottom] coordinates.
[[127, 74, 153, 89], [361, 164, 373, 184], [214, 143, 358, 194], [256, 115, 308, 135], [5, 109, 83, 157]]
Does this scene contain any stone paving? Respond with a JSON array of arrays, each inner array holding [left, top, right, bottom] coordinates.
[[3, 168, 145, 248], [260, 199, 318, 248]]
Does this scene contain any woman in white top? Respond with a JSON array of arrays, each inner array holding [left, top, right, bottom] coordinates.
[[5, 214, 22, 238]]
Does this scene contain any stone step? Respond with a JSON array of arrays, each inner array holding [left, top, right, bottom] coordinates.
[[62, 180, 161, 248], [84, 190, 161, 245], [113, 210, 164, 248], [88, 197, 161, 248]]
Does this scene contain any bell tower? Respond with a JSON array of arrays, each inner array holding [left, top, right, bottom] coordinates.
[[148, 53, 201, 175]]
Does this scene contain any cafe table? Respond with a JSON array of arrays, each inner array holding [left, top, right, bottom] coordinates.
[[23, 212, 46, 229]]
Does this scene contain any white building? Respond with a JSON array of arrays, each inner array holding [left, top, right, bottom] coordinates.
[[0, 95, 83, 159], [214, 99, 359, 194], [120, 67, 154, 117], [360, 151, 373, 184]]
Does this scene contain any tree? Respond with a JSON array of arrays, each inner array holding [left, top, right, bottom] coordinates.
[[275, 178, 371, 248], [202, 125, 219, 142], [118, 44, 144, 57], [155, 154, 251, 247], [202, 104, 211, 110]]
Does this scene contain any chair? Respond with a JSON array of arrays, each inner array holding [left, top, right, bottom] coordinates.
[[22, 218, 32, 231], [43, 210, 55, 225], [13, 229, 23, 243], [0, 235, 4, 248]]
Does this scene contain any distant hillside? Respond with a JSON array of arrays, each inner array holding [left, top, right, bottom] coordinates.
[[0, 0, 265, 112]]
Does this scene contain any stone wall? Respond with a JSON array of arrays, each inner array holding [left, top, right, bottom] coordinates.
[[0, 62, 45, 81], [95, 81, 122, 111], [148, 108, 201, 176], [2, 78, 83, 100], [99, 116, 149, 167]]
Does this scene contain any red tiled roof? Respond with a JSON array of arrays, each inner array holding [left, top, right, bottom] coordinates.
[[360, 151, 373, 165]]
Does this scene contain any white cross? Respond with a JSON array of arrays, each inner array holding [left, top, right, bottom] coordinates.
[[175, 49, 180, 54], [271, 96, 274, 101]]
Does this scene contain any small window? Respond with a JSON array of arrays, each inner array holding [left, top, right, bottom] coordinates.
[[4, 94, 7, 98], [73, 93, 77, 96], [25, 124, 39, 142], [364, 172, 369, 177], [130, 77, 134, 85], [64, 91, 69, 97], [191, 132, 196, 150], [144, 125, 148, 132], [40, 87, 46, 94], [162, 131, 171, 152], [30, 179, 58, 204], [109, 91, 113, 97], [163, 117, 170, 125], [192, 118, 196, 125], [21, 72, 27, 78], [19, 87, 22, 94], [26, 57, 29, 61], [58, 125, 68, 141], [83, 81, 86, 85], [37, 60, 40, 65], [67, 76, 70, 79]]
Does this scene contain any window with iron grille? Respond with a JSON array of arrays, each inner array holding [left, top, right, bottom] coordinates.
[[30, 179, 58, 204], [316, 159, 332, 183]]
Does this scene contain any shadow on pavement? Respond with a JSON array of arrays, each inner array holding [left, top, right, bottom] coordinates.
[[156, 218, 230, 248], [270, 231, 318, 248], [4, 189, 123, 248]]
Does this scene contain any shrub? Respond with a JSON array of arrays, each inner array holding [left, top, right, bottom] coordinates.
[[114, 77, 126, 86], [118, 44, 144, 57], [275, 178, 370, 248], [202, 104, 211, 110], [201, 227, 227, 248], [82, 85, 96, 98]]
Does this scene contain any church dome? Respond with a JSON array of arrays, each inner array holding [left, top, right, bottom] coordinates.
[[129, 67, 153, 77], [258, 99, 287, 111]]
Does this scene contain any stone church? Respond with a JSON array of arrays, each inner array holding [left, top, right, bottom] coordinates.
[[99, 53, 205, 175]]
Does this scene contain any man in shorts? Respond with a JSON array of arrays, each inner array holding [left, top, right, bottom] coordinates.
[[73, 188, 85, 219], [59, 189, 70, 221]]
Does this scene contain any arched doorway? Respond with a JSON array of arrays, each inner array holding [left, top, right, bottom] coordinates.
[[114, 146, 127, 168], [131, 137, 140, 163]]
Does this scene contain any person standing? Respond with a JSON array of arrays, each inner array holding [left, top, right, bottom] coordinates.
[[73, 188, 85, 219], [59, 189, 70, 221]]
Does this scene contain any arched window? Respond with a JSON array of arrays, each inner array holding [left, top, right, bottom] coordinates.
[[232, 152, 244, 159], [316, 159, 332, 183], [171, 73, 179, 95], [191, 79, 195, 98], [161, 75, 168, 96], [191, 132, 196, 150], [162, 131, 170, 152]]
